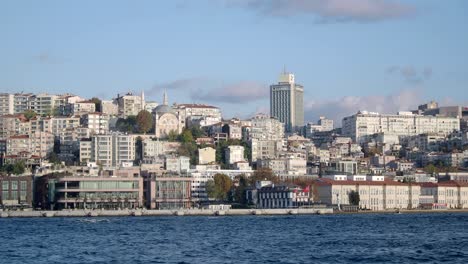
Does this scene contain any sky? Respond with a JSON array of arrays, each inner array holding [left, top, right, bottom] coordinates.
[[1, 0, 467, 126]]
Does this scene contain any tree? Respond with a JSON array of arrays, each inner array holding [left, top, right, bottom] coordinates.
[[249, 168, 278, 185], [90, 97, 102, 112], [116, 116, 137, 133], [23, 110, 37, 120], [178, 128, 194, 143], [167, 130, 178, 142], [206, 174, 233, 201], [190, 125, 206, 139], [233, 175, 249, 205], [136, 110, 154, 133], [349, 190, 360, 206], [5, 162, 25, 175], [48, 152, 61, 164]]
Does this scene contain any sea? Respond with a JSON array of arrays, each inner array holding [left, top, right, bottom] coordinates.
[[0, 213, 467, 264]]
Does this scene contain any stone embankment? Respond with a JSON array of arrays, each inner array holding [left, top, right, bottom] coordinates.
[[0, 208, 332, 218]]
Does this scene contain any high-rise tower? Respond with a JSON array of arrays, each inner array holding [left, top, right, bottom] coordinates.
[[270, 71, 304, 132]]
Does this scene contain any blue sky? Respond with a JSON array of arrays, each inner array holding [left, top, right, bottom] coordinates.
[[1, 0, 467, 124]]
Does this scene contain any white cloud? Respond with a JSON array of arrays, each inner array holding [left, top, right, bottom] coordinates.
[[304, 89, 422, 125], [229, 0, 415, 22]]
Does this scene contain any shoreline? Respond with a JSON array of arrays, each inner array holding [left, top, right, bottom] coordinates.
[[1, 208, 468, 218]]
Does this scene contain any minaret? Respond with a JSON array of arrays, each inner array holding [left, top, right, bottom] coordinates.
[[163, 89, 168, 105], [141, 90, 145, 111]]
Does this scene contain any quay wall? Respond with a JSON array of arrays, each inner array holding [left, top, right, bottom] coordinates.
[[0, 208, 333, 218]]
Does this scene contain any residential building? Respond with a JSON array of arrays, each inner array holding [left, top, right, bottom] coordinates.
[[225, 145, 245, 165], [81, 112, 109, 135], [115, 92, 145, 118], [0, 93, 14, 116], [0, 114, 30, 139], [198, 147, 216, 165], [270, 72, 304, 132], [70, 101, 96, 115], [87, 133, 136, 167], [101, 100, 118, 116], [13, 93, 34, 114], [142, 139, 180, 164], [165, 156, 190, 174]]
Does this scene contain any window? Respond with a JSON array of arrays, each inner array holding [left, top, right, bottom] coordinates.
[[21, 181, 27, 190], [2, 181, 9, 191]]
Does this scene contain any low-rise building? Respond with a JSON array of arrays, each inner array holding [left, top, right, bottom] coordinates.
[[257, 184, 310, 209]]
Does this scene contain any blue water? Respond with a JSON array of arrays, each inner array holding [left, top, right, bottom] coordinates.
[[0, 213, 467, 263]]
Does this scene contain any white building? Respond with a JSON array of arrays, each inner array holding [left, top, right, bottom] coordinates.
[[81, 113, 109, 135], [0, 93, 14, 116], [342, 111, 460, 143], [165, 156, 190, 174], [225, 145, 245, 165], [101, 100, 118, 116], [115, 92, 145, 118], [85, 133, 136, 167]]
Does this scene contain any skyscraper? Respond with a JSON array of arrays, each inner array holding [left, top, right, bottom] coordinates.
[[270, 72, 304, 132]]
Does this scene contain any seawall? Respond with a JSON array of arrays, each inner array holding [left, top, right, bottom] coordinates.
[[0, 208, 333, 218]]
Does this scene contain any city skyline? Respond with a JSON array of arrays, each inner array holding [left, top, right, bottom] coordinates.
[[1, 0, 468, 122]]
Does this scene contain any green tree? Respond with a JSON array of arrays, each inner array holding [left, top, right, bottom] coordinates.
[[48, 152, 61, 164], [167, 130, 178, 142], [190, 125, 206, 139], [206, 174, 233, 201], [90, 97, 102, 112], [178, 128, 194, 143], [115, 116, 137, 133], [348, 190, 360, 206], [23, 110, 37, 120], [136, 110, 154, 133], [5, 162, 25, 175], [233, 174, 249, 205]]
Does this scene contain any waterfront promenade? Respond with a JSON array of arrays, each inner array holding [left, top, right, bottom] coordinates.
[[0, 208, 333, 218]]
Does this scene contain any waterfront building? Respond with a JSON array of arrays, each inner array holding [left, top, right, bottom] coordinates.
[[270, 72, 304, 132], [0, 174, 33, 209], [342, 111, 460, 143], [257, 184, 310, 209], [189, 168, 254, 202], [46, 174, 143, 210], [144, 173, 192, 209]]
